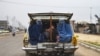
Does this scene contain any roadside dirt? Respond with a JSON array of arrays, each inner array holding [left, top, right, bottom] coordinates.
[[75, 33, 100, 44]]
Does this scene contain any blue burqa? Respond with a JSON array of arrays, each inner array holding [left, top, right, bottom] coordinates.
[[28, 20, 43, 45], [57, 20, 73, 43]]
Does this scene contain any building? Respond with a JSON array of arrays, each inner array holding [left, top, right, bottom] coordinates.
[[0, 20, 8, 30], [95, 14, 100, 34], [96, 23, 100, 34]]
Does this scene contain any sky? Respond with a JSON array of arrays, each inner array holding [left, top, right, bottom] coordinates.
[[0, 0, 100, 27]]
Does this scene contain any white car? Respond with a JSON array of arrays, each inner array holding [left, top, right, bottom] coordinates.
[[22, 12, 78, 56]]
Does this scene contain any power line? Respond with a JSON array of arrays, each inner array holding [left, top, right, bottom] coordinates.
[[0, 0, 100, 8]]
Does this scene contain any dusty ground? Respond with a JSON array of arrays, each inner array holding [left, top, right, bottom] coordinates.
[[75, 33, 100, 44]]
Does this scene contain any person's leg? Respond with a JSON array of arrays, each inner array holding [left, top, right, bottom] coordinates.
[[56, 36, 60, 43], [44, 31, 49, 41]]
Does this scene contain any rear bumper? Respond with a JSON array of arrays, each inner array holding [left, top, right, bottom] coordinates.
[[22, 46, 78, 53]]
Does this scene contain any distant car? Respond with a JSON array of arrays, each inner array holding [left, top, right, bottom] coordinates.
[[22, 12, 78, 56], [16, 29, 19, 32]]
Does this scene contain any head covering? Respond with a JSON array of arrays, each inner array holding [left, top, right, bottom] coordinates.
[[36, 19, 42, 24], [59, 19, 65, 24]]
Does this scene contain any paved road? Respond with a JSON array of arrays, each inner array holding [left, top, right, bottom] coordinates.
[[0, 33, 25, 56], [0, 33, 100, 56]]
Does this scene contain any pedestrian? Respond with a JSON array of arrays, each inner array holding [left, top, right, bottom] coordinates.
[[12, 27, 16, 37]]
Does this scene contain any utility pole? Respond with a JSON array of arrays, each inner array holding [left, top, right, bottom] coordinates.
[[6, 16, 9, 30], [12, 16, 16, 27], [6, 16, 9, 24], [90, 7, 92, 23]]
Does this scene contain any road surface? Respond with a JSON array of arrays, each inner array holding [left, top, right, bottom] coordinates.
[[0, 33, 100, 56]]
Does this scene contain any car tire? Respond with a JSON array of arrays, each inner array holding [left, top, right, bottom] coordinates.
[[69, 53, 74, 56], [26, 51, 31, 56]]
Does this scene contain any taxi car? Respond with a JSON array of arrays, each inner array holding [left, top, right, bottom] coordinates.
[[22, 12, 78, 56]]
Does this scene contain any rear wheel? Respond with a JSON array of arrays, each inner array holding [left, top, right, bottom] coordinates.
[[62, 53, 74, 56], [68, 53, 74, 56], [25, 51, 31, 56], [26, 52, 37, 56]]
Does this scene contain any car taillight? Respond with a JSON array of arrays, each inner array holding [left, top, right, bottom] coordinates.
[[23, 33, 29, 47], [72, 35, 78, 46]]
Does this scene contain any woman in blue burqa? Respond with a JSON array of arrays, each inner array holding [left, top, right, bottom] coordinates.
[[57, 19, 73, 43], [28, 19, 44, 45]]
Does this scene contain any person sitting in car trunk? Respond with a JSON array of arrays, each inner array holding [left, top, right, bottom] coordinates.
[[44, 25, 59, 42]]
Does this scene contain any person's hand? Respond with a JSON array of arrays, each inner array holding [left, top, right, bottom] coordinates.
[[56, 41, 59, 44], [56, 36, 60, 41]]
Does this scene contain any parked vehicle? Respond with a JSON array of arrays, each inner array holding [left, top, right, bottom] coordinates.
[[22, 12, 78, 56]]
